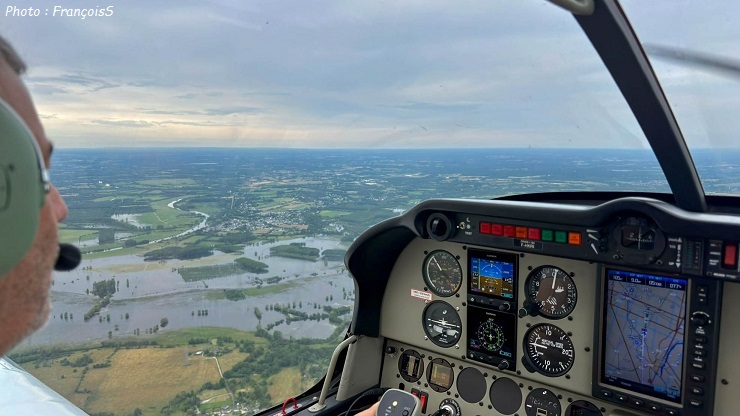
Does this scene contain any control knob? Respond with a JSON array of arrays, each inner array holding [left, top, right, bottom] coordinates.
[[691, 311, 711, 327], [518, 299, 540, 318], [498, 360, 510, 371]]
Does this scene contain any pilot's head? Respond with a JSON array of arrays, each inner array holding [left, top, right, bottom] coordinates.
[[0, 35, 68, 355]]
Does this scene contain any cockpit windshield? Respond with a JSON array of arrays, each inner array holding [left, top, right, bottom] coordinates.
[[622, 0, 740, 195], [9, 1, 740, 415], [6, 1, 672, 199]]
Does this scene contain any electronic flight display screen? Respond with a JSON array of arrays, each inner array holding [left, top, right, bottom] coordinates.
[[467, 306, 517, 368], [468, 249, 517, 301], [601, 269, 687, 403]]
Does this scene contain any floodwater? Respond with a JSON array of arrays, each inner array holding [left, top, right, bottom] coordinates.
[[21, 237, 354, 347]]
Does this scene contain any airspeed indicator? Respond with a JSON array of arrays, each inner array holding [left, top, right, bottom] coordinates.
[[423, 250, 462, 297]]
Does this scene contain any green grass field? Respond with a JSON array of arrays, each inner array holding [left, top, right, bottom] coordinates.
[[138, 178, 199, 187], [58, 229, 98, 244], [244, 283, 294, 296]]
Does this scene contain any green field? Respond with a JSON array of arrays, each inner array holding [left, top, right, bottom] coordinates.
[[244, 283, 294, 296], [178, 263, 245, 281], [138, 178, 198, 187], [58, 229, 98, 244], [12, 327, 336, 416]]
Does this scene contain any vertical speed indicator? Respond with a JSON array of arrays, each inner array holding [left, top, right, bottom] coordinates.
[[522, 324, 575, 377]]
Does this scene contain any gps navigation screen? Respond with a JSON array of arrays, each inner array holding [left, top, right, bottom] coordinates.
[[469, 250, 516, 300], [601, 269, 687, 403]]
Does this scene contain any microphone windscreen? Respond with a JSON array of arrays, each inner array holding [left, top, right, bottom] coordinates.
[[54, 243, 82, 271]]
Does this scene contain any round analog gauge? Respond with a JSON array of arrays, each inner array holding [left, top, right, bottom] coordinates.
[[523, 324, 575, 377], [476, 319, 505, 353], [525, 388, 561, 416], [423, 301, 462, 348], [525, 266, 577, 319], [423, 250, 463, 297]]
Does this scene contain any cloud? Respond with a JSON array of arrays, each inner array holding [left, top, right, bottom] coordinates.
[[4, 0, 740, 149], [203, 106, 262, 116], [90, 119, 158, 128], [381, 102, 480, 112]]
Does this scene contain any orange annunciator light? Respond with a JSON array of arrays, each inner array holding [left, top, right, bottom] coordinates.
[[568, 232, 582, 245]]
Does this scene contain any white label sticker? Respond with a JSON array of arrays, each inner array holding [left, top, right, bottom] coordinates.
[[411, 289, 433, 301]]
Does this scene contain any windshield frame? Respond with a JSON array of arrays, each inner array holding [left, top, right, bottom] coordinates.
[[567, 0, 707, 212]]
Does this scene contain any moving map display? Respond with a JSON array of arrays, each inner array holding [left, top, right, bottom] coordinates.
[[601, 269, 687, 403]]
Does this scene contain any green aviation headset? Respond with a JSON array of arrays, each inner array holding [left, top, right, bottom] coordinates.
[[0, 97, 49, 277]]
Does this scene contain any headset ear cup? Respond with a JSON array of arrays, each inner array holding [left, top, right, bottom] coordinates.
[[0, 99, 46, 277]]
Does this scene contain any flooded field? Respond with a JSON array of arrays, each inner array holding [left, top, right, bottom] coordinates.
[[22, 237, 353, 347]]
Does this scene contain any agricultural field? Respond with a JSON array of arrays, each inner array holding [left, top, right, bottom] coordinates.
[[14, 327, 332, 416]]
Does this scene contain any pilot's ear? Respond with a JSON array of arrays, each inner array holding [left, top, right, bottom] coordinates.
[[0, 97, 49, 276]]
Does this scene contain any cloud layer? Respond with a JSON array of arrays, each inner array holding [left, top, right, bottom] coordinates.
[[2, 0, 739, 148]]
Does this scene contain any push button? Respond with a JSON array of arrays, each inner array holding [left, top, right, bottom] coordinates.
[[647, 403, 661, 412], [599, 390, 613, 398], [616, 394, 629, 403], [692, 362, 705, 370], [665, 409, 679, 416], [691, 374, 705, 382], [689, 399, 703, 407], [691, 387, 704, 396], [632, 398, 644, 407]]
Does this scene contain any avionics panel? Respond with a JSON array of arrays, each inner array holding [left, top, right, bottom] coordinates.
[[601, 269, 687, 403], [467, 249, 519, 370], [468, 249, 517, 302]]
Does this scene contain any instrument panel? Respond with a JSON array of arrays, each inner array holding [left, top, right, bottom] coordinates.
[[346, 197, 739, 416]]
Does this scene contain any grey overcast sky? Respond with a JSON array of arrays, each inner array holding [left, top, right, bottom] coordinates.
[[2, 0, 739, 148]]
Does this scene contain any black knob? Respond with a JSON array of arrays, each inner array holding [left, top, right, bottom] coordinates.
[[499, 302, 511, 312], [498, 360, 510, 371], [430, 218, 447, 238], [691, 312, 711, 327], [518, 300, 539, 318], [385, 346, 397, 354]]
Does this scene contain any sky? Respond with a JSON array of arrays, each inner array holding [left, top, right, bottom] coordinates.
[[2, 0, 739, 149]]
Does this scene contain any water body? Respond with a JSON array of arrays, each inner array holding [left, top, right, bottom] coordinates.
[[22, 237, 353, 347]]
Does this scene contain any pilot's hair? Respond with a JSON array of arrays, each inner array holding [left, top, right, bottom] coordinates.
[[0, 35, 27, 75]]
